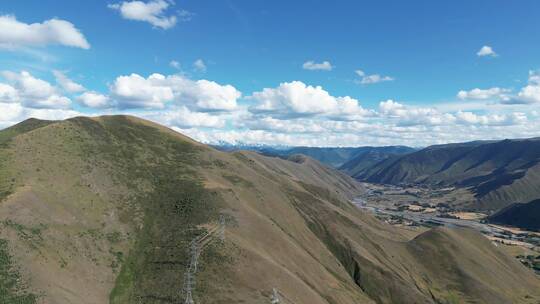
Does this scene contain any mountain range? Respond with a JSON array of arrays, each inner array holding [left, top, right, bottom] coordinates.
[[0, 116, 539, 303], [345, 138, 540, 212], [216, 145, 416, 168]]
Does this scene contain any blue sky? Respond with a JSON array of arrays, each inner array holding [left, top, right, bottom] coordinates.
[[0, 0, 539, 146]]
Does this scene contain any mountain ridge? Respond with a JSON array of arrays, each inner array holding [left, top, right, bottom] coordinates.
[[0, 115, 539, 303], [352, 137, 540, 211], [215, 145, 416, 168]]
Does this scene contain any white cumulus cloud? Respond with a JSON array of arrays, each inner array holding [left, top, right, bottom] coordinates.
[[110, 73, 175, 108], [1, 70, 71, 109], [249, 81, 369, 120], [378, 99, 452, 126], [77, 92, 113, 108], [455, 111, 527, 126], [457, 71, 540, 105], [108, 0, 178, 29], [378, 99, 528, 128], [110, 73, 241, 111], [457, 87, 510, 101], [2, 68, 539, 148], [0, 15, 90, 49], [144, 106, 226, 129], [477, 45, 497, 57], [0, 83, 19, 103], [184, 79, 240, 111], [516, 71, 540, 104]]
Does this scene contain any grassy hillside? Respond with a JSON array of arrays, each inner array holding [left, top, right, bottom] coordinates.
[[357, 138, 540, 211], [0, 116, 539, 304]]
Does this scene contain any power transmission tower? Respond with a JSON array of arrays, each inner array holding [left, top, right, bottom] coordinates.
[[182, 216, 226, 304], [183, 238, 200, 304], [183, 271, 195, 304], [270, 288, 281, 304]]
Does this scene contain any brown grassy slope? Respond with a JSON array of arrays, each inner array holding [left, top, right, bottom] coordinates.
[[404, 228, 540, 303], [0, 115, 371, 304], [188, 139, 540, 304], [0, 115, 539, 304], [0, 117, 140, 303]]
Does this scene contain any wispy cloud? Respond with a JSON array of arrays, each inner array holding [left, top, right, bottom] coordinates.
[[355, 70, 394, 85], [169, 60, 181, 70], [53, 70, 86, 93], [302, 60, 333, 71], [193, 59, 207, 73]]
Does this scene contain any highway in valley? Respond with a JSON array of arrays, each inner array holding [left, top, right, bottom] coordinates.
[[353, 197, 540, 251], [354, 198, 494, 233]]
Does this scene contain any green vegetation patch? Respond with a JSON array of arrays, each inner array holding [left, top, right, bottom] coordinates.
[[0, 118, 55, 202], [0, 152, 15, 202], [2, 221, 46, 250], [0, 239, 37, 304], [110, 178, 223, 303]]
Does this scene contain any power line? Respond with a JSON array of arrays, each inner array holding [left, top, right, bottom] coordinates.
[[219, 214, 225, 242], [182, 215, 226, 304]]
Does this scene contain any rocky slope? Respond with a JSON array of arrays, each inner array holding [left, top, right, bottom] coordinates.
[[0, 116, 539, 304]]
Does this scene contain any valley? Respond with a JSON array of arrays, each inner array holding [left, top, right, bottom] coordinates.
[[217, 134, 540, 287], [354, 182, 540, 275], [349, 138, 540, 212]]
